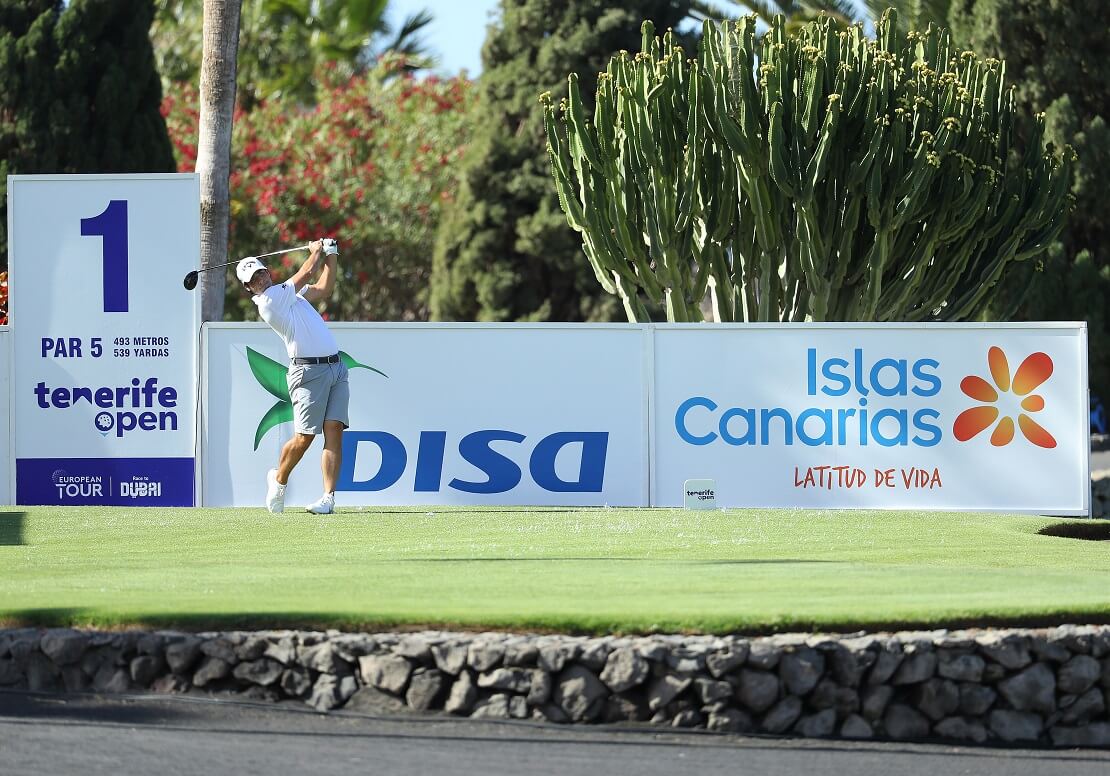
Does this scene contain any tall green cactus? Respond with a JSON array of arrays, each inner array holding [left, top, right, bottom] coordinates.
[[541, 10, 1075, 322]]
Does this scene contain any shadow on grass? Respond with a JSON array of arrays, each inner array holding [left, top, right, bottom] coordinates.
[[388, 558, 837, 564], [0, 512, 25, 546], [347, 509, 591, 515], [5, 607, 1110, 639], [0, 608, 96, 628], [1038, 521, 1110, 541]]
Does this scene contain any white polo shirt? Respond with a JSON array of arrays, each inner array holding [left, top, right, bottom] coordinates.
[[253, 281, 339, 359]]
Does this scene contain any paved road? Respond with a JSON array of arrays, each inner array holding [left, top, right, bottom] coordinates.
[[2, 691, 1108, 776]]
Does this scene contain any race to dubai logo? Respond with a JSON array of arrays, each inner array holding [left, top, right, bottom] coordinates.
[[953, 346, 1056, 448]]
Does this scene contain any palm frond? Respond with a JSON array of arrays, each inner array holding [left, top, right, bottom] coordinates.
[[379, 9, 433, 58], [804, 0, 858, 23], [695, 0, 788, 26], [687, 0, 737, 21]]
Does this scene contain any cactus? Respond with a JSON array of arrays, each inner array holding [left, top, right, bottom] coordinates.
[[541, 10, 1075, 322]]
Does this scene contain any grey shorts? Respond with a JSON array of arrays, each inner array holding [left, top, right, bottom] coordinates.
[[287, 361, 350, 435]]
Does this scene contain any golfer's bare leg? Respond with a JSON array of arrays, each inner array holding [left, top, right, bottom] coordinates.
[[322, 420, 344, 493], [277, 433, 315, 484]]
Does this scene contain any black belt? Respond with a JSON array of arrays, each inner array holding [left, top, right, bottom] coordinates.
[[292, 354, 339, 365]]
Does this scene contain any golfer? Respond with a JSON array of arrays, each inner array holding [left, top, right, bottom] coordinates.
[[236, 238, 346, 515]]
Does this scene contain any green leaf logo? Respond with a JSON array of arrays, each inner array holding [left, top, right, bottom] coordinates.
[[246, 347, 388, 450]]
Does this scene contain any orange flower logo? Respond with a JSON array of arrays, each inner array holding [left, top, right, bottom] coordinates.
[[953, 347, 1056, 448]]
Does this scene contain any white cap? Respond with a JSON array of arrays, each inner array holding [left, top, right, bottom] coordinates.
[[236, 257, 267, 284]]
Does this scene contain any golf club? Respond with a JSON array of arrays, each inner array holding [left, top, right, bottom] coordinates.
[[182, 242, 337, 290]]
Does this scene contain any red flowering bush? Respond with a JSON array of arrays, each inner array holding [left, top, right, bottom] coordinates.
[[163, 56, 475, 321], [0, 271, 8, 325]]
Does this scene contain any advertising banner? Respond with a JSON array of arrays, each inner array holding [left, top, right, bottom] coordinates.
[[203, 324, 649, 508], [7, 175, 199, 506], [653, 324, 1089, 513], [0, 327, 9, 506]]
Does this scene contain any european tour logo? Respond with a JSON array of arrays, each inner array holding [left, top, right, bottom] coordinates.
[[953, 346, 1056, 448], [246, 347, 387, 449]]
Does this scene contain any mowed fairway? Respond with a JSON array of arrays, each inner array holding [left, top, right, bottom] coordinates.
[[1, 507, 1108, 634]]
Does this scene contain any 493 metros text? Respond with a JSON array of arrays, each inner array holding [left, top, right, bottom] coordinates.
[[39, 336, 172, 359]]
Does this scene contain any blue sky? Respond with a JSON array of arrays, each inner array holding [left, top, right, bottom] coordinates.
[[386, 0, 500, 77], [387, 1, 873, 77]]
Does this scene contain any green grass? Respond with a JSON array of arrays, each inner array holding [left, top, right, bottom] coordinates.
[[1, 506, 1108, 635]]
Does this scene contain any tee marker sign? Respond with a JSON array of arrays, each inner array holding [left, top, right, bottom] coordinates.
[[684, 479, 717, 510]]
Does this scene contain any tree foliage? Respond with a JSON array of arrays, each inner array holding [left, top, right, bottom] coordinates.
[[0, 0, 175, 275], [697, 0, 855, 27], [949, 0, 1109, 394], [429, 0, 705, 324], [697, 1, 947, 33], [863, 1, 950, 32], [163, 56, 474, 321], [152, 0, 433, 109], [543, 11, 1074, 323]]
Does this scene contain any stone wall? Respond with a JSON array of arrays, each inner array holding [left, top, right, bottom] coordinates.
[[4, 626, 1110, 747]]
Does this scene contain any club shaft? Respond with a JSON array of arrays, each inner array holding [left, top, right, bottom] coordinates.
[[251, 244, 311, 260], [195, 244, 311, 273], [195, 259, 239, 273]]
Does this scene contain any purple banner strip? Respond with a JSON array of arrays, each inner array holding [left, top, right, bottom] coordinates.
[[16, 457, 195, 506]]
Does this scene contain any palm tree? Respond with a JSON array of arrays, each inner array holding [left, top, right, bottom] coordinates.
[[154, 0, 435, 108], [366, 7, 435, 72], [197, 0, 242, 322]]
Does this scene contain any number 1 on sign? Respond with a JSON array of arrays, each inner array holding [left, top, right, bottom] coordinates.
[[80, 200, 129, 313]]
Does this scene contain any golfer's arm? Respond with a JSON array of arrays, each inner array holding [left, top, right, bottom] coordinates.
[[288, 248, 325, 292], [303, 255, 337, 303]]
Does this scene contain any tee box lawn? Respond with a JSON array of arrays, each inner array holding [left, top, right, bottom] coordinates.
[[1, 507, 1108, 634]]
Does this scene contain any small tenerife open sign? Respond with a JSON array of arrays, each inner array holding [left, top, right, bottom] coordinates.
[[684, 479, 717, 510]]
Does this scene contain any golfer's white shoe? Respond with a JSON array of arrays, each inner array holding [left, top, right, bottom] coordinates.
[[306, 493, 335, 515], [266, 468, 286, 514]]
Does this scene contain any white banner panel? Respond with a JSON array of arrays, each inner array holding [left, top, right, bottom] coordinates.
[[0, 326, 10, 506], [7, 175, 199, 506], [653, 324, 1089, 514], [203, 324, 648, 507]]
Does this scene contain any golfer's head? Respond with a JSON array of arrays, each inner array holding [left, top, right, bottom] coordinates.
[[236, 257, 271, 294]]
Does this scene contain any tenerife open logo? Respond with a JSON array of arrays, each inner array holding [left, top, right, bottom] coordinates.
[[953, 347, 1056, 448], [34, 377, 178, 438], [246, 347, 387, 449]]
